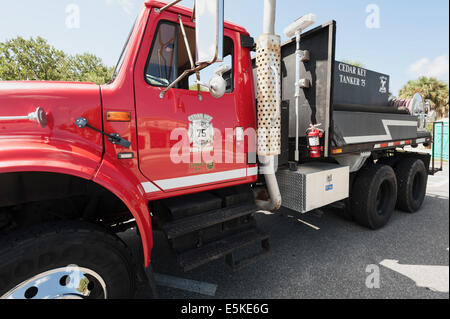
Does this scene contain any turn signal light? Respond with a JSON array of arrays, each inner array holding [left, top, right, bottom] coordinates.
[[106, 112, 131, 122], [332, 148, 343, 154]]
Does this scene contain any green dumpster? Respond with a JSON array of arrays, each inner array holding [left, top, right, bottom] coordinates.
[[434, 121, 449, 161]]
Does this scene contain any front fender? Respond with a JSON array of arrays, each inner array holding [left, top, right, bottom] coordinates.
[[0, 138, 102, 178], [0, 139, 153, 267], [93, 154, 153, 267]]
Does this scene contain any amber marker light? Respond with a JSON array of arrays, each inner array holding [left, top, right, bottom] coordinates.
[[106, 112, 131, 122]]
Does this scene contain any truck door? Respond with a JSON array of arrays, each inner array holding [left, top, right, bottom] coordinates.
[[134, 10, 255, 194]]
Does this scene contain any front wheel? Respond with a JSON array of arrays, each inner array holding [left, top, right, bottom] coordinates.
[[350, 165, 398, 230], [0, 222, 136, 299]]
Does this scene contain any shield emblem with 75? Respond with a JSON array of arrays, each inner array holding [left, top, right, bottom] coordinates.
[[188, 114, 214, 153]]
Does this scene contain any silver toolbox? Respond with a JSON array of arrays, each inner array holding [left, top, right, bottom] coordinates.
[[276, 163, 349, 213]]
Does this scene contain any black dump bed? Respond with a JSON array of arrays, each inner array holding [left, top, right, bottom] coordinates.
[[271, 21, 432, 163]]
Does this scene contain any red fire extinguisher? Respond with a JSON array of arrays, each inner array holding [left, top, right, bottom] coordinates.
[[306, 124, 324, 158]]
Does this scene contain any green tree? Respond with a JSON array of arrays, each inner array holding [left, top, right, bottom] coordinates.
[[0, 37, 66, 81], [0, 36, 113, 84], [342, 60, 365, 68], [399, 77, 449, 119], [66, 53, 113, 85]]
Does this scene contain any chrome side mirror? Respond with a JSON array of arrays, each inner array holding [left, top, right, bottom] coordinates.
[[195, 0, 224, 65], [196, 65, 231, 99]]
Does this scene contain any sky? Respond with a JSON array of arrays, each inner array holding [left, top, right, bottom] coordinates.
[[0, 0, 448, 95]]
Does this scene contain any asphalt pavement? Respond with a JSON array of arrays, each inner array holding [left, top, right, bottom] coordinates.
[[132, 163, 449, 299]]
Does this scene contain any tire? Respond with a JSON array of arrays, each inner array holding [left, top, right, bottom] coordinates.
[[394, 158, 428, 213], [0, 222, 136, 299], [351, 165, 398, 230]]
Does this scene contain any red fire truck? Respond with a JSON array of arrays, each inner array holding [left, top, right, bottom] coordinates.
[[0, 0, 438, 298]]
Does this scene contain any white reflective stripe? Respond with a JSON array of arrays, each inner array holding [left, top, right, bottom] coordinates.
[[374, 144, 381, 149], [141, 182, 161, 193], [142, 168, 259, 194], [346, 135, 392, 144], [247, 166, 258, 176], [154, 168, 248, 191], [343, 120, 418, 144]]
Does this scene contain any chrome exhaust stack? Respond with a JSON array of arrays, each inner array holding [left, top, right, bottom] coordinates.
[[254, 0, 282, 212]]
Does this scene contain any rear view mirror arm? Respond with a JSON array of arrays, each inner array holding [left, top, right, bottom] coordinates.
[[159, 63, 209, 99], [178, 15, 202, 99], [156, 0, 183, 14], [179, 15, 195, 69], [160, 13, 218, 100]]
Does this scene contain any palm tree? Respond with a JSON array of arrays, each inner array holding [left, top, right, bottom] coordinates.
[[399, 77, 449, 119]]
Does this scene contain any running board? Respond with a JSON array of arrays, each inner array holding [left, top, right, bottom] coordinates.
[[161, 204, 258, 240], [178, 228, 270, 272]]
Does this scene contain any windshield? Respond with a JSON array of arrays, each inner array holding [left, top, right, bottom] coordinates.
[[110, 18, 137, 83]]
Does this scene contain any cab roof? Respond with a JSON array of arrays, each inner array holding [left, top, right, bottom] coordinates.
[[145, 0, 249, 35]]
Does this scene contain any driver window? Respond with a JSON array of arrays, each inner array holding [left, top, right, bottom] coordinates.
[[145, 20, 234, 92], [145, 22, 178, 87]]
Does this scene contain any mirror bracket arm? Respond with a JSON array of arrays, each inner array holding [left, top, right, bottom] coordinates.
[[178, 15, 195, 69], [191, 4, 196, 21], [156, 0, 183, 14], [195, 71, 202, 100], [178, 14, 202, 100], [159, 63, 209, 99]]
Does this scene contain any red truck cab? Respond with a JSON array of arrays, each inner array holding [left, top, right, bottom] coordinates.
[[0, 0, 263, 299], [101, 0, 259, 261], [113, 0, 257, 198]]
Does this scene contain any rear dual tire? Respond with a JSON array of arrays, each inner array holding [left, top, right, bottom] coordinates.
[[350, 157, 428, 230], [394, 158, 428, 213], [351, 165, 398, 230]]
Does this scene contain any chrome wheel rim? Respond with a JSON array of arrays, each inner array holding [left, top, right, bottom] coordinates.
[[1, 265, 107, 299]]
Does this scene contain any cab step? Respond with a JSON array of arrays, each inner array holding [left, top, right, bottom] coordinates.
[[178, 228, 270, 272], [161, 203, 258, 240], [151, 185, 270, 272]]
